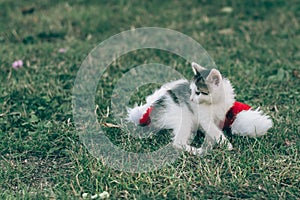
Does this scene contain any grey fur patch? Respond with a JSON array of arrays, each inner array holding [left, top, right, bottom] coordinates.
[[193, 69, 211, 94], [168, 82, 194, 114], [199, 69, 212, 79], [154, 96, 167, 109], [152, 82, 194, 115], [167, 90, 179, 104]]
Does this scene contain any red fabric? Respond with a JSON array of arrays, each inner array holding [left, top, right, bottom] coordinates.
[[139, 106, 153, 126], [223, 101, 251, 130]]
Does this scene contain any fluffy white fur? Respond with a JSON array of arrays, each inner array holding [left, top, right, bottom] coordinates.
[[127, 104, 149, 125], [231, 109, 273, 137], [127, 79, 188, 125], [127, 62, 272, 155]]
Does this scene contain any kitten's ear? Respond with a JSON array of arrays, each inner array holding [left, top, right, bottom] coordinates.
[[206, 69, 222, 86], [191, 62, 206, 75]]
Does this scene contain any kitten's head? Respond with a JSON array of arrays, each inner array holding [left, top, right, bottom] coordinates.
[[189, 62, 223, 104]]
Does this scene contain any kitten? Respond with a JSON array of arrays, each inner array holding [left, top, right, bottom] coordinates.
[[127, 62, 272, 155]]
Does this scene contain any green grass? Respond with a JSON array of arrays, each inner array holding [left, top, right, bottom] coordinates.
[[1, 0, 300, 199]]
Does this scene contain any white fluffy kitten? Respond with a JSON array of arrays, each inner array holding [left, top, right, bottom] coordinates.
[[128, 62, 272, 155]]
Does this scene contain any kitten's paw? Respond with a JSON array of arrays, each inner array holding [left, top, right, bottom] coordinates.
[[220, 139, 233, 151]]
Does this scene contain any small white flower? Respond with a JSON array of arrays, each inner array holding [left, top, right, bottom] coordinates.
[[99, 191, 109, 199], [82, 193, 89, 199], [221, 7, 233, 13]]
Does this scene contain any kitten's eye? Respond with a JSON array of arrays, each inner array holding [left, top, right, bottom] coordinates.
[[195, 91, 200, 95], [201, 91, 209, 95]]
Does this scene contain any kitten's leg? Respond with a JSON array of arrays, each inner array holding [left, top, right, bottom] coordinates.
[[198, 123, 233, 154], [172, 122, 199, 155]]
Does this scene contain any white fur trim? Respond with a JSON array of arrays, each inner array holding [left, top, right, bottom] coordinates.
[[127, 104, 149, 125], [231, 109, 273, 137]]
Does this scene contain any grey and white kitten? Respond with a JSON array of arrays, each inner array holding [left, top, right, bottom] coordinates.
[[128, 62, 272, 155]]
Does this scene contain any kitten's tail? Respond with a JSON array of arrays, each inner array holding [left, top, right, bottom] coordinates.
[[231, 109, 273, 137]]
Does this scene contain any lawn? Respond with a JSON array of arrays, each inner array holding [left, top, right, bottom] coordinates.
[[0, 0, 299, 199]]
